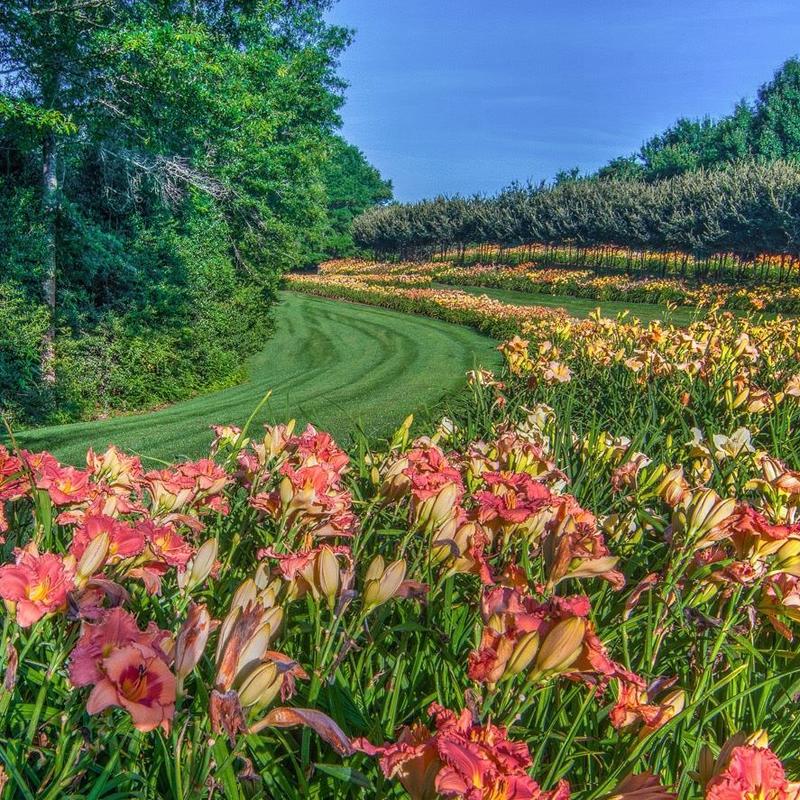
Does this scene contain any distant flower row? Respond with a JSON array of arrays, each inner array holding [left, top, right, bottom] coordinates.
[[287, 272, 566, 339], [436, 264, 800, 314], [317, 258, 800, 313]]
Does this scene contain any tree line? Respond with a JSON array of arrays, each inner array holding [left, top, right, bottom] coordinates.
[[592, 58, 800, 182], [0, 0, 391, 425], [353, 57, 800, 282], [352, 160, 800, 281]]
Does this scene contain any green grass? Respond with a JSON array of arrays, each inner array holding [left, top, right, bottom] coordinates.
[[15, 291, 500, 465], [437, 283, 704, 325]]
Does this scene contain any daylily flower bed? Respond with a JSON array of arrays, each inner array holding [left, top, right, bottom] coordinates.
[[435, 264, 800, 314], [2, 329, 800, 797], [314, 258, 800, 314], [287, 272, 568, 339]]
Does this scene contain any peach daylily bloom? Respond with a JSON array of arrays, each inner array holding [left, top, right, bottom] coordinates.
[[69, 607, 171, 688], [705, 745, 800, 800], [355, 722, 441, 800], [69, 514, 146, 563], [0, 545, 74, 627], [36, 463, 93, 506], [475, 471, 551, 543], [356, 703, 563, 800], [86, 643, 176, 732]]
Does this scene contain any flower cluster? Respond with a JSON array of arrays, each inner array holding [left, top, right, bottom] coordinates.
[[286, 272, 567, 340], [436, 263, 800, 314], [355, 703, 571, 800], [3, 266, 800, 794]]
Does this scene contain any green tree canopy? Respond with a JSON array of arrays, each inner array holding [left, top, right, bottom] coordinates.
[[318, 135, 393, 258], [594, 57, 800, 181], [0, 0, 391, 424]]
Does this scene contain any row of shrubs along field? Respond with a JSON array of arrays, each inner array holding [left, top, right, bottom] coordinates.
[[3, 260, 800, 797], [351, 160, 800, 284]]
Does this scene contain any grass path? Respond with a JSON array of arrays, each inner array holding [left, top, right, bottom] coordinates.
[[16, 292, 499, 465]]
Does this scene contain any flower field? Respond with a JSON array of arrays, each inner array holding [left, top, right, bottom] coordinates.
[[2, 266, 800, 798], [435, 243, 800, 284], [313, 258, 800, 315], [288, 272, 568, 340], [434, 264, 800, 315]]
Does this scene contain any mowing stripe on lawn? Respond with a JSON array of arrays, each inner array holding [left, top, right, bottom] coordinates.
[[14, 292, 500, 465]]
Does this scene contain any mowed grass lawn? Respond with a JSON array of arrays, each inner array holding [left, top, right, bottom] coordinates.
[[16, 292, 499, 465], [439, 283, 711, 326]]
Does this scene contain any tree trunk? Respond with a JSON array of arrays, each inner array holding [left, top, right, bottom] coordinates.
[[41, 130, 58, 385]]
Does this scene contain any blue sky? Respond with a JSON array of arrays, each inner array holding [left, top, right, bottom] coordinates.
[[326, 0, 800, 201]]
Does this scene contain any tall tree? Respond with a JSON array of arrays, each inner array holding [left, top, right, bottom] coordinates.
[[1, 0, 384, 424], [0, 0, 117, 381], [319, 135, 392, 257], [753, 58, 800, 160]]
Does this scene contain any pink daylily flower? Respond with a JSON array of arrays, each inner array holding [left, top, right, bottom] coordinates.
[[0, 545, 75, 627], [86, 642, 176, 732]]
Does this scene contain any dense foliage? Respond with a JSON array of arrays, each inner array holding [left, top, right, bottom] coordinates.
[[352, 160, 800, 279], [597, 58, 800, 181], [318, 136, 393, 260], [0, 0, 391, 426], [3, 265, 800, 797]]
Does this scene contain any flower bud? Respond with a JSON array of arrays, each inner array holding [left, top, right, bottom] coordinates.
[[184, 538, 218, 592], [236, 617, 281, 676], [215, 605, 239, 666], [231, 579, 257, 611], [773, 539, 800, 576], [279, 476, 294, 507], [692, 490, 735, 537], [379, 458, 410, 502], [363, 557, 407, 610], [413, 482, 461, 533], [365, 554, 385, 583], [264, 419, 295, 459], [389, 414, 414, 450], [533, 617, 586, 677], [316, 546, 340, 607], [174, 603, 212, 682], [236, 662, 281, 708], [258, 579, 282, 609], [76, 532, 110, 582], [656, 466, 688, 507], [504, 631, 540, 678]]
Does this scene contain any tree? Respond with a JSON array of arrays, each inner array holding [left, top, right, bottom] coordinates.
[[0, 0, 117, 381], [319, 135, 392, 258], [553, 166, 583, 185], [715, 100, 754, 161], [596, 155, 645, 182], [753, 58, 800, 160], [352, 160, 800, 269], [1, 0, 384, 424]]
